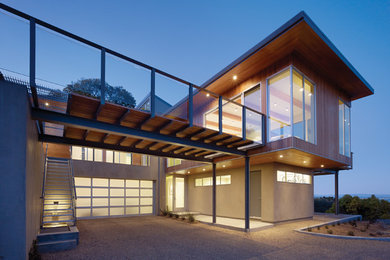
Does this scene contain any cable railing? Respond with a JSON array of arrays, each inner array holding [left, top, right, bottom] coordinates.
[[0, 3, 266, 145]]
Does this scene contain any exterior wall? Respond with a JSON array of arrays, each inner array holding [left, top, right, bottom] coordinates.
[[185, 162, 313, 222], [45, 143, 71, 158], [0, 81, 44, 259]]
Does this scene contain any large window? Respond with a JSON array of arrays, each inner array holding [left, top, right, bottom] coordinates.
[[339, 99, 351, 157], [276, 170, 311, 184], [71, 146, 149, 166], [194, 175, 231, 187], [268, 67, 316, 143], [167, 158, 182, 167]]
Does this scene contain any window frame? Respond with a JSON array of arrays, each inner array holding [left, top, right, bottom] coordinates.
[[266, 65, 316, 144], [339, 98, 351, 157]]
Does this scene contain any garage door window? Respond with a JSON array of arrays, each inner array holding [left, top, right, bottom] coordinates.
[[75, 177, 154, 218]]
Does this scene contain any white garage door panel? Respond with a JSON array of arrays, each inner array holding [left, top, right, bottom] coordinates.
[[75, 177, 154, 219]]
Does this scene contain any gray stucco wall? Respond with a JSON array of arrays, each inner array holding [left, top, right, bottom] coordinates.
[[0, 81, 44, 259], [186, 162, 314, 222]]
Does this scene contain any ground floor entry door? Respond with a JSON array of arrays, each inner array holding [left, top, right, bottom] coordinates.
[[250, 171, 261, 218], [166, 176, 185, 212]]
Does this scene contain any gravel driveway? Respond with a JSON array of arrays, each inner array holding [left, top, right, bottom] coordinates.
[[42, 216, 390, 259]]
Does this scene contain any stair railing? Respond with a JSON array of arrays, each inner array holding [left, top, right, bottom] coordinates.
[[40, 144, 48, 228], [69, 159, 77, 225]]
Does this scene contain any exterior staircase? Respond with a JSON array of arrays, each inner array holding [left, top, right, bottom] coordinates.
[[41, 157, 76, 228]]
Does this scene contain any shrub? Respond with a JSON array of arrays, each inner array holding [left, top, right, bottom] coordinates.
[[175, 214, 179, 219], [168, 212, 173, 218], [327, 229, 333, 234], [325, 225, 329, 229], [188, 214, 195, 223], [314, 196, 334, 212], [307, 228, 312, 232], [317, 226, 321, 230], [161, 209, 168, 216], [347, 231, 354, 236], [181, 217, 186, 221]]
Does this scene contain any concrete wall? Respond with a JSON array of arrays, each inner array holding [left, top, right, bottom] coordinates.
[[0, 81, 44, 259], [185, 162, 313, 222]]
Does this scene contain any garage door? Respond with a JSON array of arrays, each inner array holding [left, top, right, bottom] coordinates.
[[74, 177, 154, 219]]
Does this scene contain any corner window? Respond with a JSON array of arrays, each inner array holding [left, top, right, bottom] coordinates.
[[277, 170, 311, 184], [339, 99, 351, 157], [267, 67, 316, 143]]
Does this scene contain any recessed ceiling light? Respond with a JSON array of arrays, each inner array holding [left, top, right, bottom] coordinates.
[[203, 168, 205, 171], [308, 93, 312, 96], [285, 108, 289, 112], [222, 165, 226, 168], [300, 88, 304, 92], [187, 171, 190, 173], [45, 102, 49, 106], [303, 161, 307, 163], [206, 93, 210, 97], [273, 103, 277, 106], [320, 165, 324, 168], [279, 155, 283, 158], [233, 75, 237, 80]]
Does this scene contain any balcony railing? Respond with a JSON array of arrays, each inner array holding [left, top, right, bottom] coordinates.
[[0, 3, 266, 145]]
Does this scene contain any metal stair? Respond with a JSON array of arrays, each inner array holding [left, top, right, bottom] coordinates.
[[41, 156, 77, 228]]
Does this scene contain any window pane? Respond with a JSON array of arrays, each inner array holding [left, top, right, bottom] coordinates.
[[94, 149, 103, 162], [292, 70, 304, 140], [244, 85, 261, 112], [295, 173, 303, 184], [141, 155, 149, 166], [76, 208, 91, 218], [140, 180, 153, 188], [75, 177, 91, 186], [110, 198, 124, 206], [203, 177, 211, 186], [175, 177, 184, 208], [76, 187, 91, 196], [126, 189, 139, 197], [140, 189, 153, 197], [339, 100, 344, 155], [93, 178, 108, 187], [286, 172, 295, 183], [303, 174, 311, 184], [110, 179, 124, 187], [344, 105, 351, 156], [106, 150, 113, 163], [195, 178, 202, 187], [110, 189, 124, 197], [114, 151, 120, 164], [92, 188, 108, 197], [72, 146, 82, 160], [120, 152, 131, 165], [277, 170, 286, 182], [222, 100, 242, 137], [126, 207, 139, 214], [126, 180, 139, 188], [92, 208, 108, 216], [305, 79, 315, 143], [268, 69, 291, 142], [85, 148, 93, 161], [220, 175, 231, 185], [216, 176, 221, 185], [126, 198, 139, 206]]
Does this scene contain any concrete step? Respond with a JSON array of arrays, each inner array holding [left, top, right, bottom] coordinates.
[[43, 215, 74, 222], [44, 205, 72, 210], [44, 208, 72, 212], [43, 219, 75, 224], [43, 213, 73, 218], [37, 239, 77, 253]]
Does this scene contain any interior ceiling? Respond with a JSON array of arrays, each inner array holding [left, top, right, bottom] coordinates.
[[202, 20, 373, 101]]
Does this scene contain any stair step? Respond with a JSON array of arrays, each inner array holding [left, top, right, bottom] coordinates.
[[43, 213, 73, 217], [43, 219, 74, 224], [46, 176, 70, 179], [44, 208, 72, 212], [45, 188, 72, 191], [37, 239, 77, 253]]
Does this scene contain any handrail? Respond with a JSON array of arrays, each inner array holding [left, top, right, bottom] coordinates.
[[67, 158, 77, 225], [0, 2, 266, 117], [41, 143, 48, 198]]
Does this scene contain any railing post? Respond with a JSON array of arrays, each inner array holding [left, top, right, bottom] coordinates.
[[242, 106, 246, 140], [101, 48, 106, 104], [212, 162, 216, 224], [188, 84, 193, 126], [29, 18, 39, 107], [218, 96, 223, 134], [262, 114, 266, 145], [245, 156, 250, 231], [335, 170, 339, 215], [151, 68, 156, 117]]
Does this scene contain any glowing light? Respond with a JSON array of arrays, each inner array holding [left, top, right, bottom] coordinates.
[[320, 165, 324, 168], [206, 93, 210, 97], [45, 102, 49, 106], [303, 161, 307, 164], [279, 155, 284, 158], [300, 88, 304, 92], [233, 75, 238, 80], [222, 165, 226, 168], [202, 168, 205, 171]]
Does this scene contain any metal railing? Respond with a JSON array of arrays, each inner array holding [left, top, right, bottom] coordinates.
[[40, 143, 48, 227], [68, 159, 77, 225], [0, 3, 266, 145]]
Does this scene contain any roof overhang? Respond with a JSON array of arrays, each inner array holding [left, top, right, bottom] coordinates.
[[201, 11, 374, 101]]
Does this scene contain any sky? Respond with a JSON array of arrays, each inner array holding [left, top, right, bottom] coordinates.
[[1, 0, 389, 195]]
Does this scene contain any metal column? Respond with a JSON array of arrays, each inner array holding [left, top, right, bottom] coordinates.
[[100, 48, 106, 104], [150, 68, 156, 117], [335, 171, 339, 215], [212, 162, 216, 224], [245, 156, 250, 231]]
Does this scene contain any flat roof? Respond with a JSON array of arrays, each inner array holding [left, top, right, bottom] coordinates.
[[201, 11, 374, 100]]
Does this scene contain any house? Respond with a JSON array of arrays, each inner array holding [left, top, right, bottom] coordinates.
[[0, 3, 373, 259]]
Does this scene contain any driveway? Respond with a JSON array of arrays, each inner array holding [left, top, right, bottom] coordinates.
[[42, 216, 390, 259]]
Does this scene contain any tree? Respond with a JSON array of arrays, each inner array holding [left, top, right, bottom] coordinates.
[[64, 78, 136, 108]]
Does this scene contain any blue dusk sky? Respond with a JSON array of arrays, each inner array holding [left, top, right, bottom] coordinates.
[[1, 0, 389, 195]]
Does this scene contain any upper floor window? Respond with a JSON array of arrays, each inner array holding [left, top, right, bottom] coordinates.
[[71, 146, 149, 166], [339, 99, 351, 157], [267, 67, 316, 143], [167, 158, 182, 167]]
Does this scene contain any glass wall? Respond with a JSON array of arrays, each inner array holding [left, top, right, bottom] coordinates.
[[339, 100, 351, 157], [167, 158, 182, 167], [71, 146, 149, 166], [267, 67, 316, 143]]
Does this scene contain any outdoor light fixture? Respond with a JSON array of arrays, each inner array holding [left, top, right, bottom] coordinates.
[[202, 168, 205, 171], [206, 93, 210, 97], [222, 165, 226, 168], [279, 155, 283, 158], [45, 102, 49, 106], [233, 75, 237, 80], [303, 161, 307, 163], [321, 164, 324, 168], [187, 171, 190, 173]]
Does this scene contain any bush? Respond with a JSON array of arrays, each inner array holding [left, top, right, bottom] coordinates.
[[347, 231, 354, 236], [327, 195, 390, 222], [327, 229, 333, 234], [188, 214, 195, 223], [314, 196, 334, 212]]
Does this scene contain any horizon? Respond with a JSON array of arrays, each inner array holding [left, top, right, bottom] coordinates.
[[1, 0, 389, 195]]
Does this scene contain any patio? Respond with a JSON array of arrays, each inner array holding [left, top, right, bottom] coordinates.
[[41, 215, 390, 259]]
